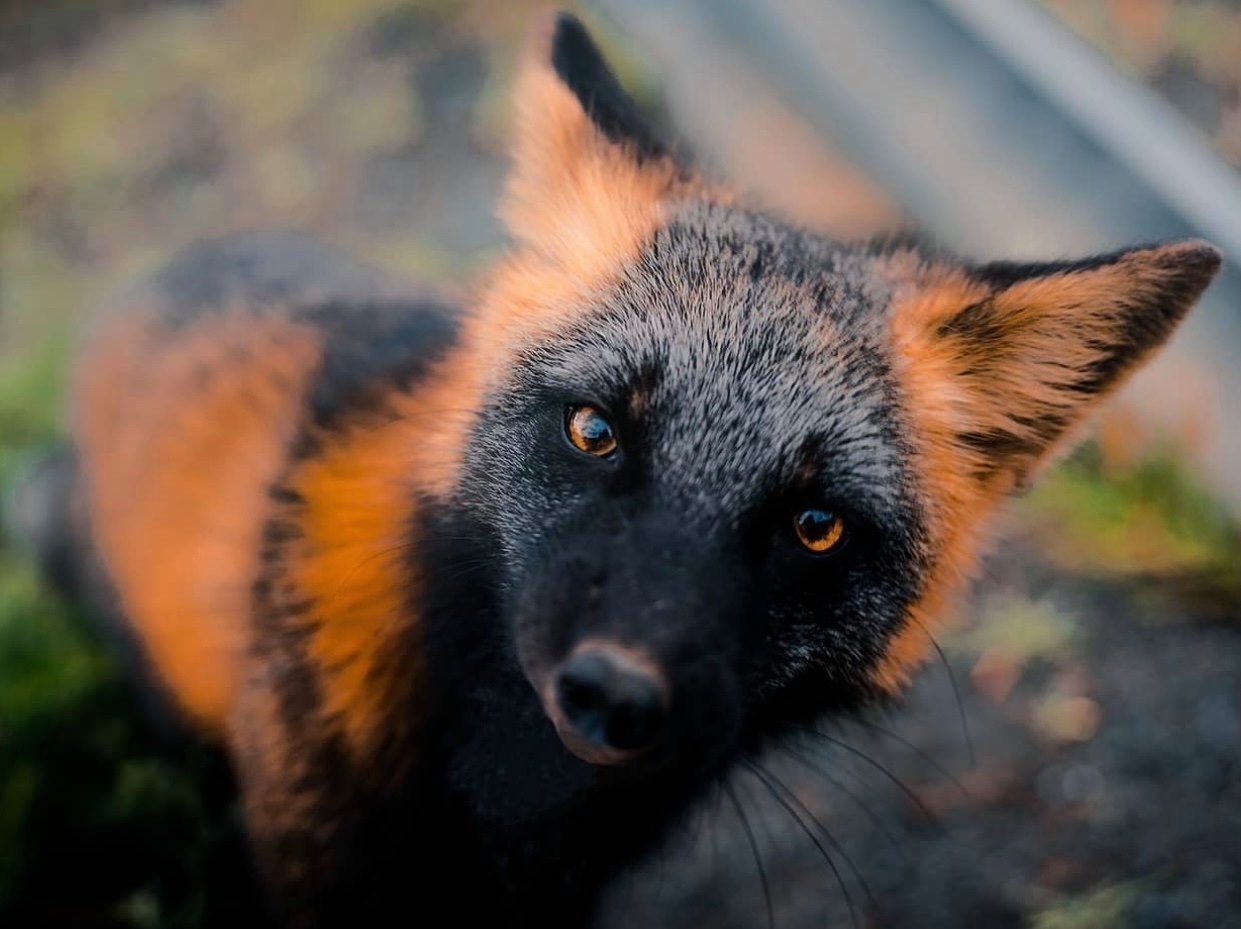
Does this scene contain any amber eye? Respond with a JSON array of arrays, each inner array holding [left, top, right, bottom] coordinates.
[[793, 508, 846, 554], [566, 405, 618, 457]]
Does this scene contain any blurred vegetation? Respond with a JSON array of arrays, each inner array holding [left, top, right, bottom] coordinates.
[[1022, 444, 1241, 609], [1040, 0, 1241, 170], [0, 551, 257, 929], [0, 247, 247, 927], [0, 1, 1237, 926], [1032, 882, 1140, 929]]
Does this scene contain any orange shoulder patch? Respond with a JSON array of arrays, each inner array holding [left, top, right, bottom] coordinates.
[[74, 307, 324, 730], [276, 336, 487, 761]]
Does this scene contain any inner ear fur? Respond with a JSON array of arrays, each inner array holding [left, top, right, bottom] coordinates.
[[499, 12, 692, 276], [890, 239, 1222, 487]]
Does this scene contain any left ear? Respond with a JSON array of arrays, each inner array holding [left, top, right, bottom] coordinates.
[[889, 239, 1222, 489], [500, 12, 687, 269]]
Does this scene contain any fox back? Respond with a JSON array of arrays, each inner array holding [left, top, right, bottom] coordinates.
[[46, 12, 1220, 929]]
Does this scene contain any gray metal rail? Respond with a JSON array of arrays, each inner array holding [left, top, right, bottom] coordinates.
[[592, 0, 1241, 511]]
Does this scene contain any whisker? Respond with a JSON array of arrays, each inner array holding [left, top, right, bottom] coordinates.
[[350, 406, 484, 436], [321, 541, 418, 604], [762, 759, 878, 912], [779, 742, 911, 866], [319, 536, 491, 609], [853, 716, 970, 801], [799, 726, 938, 825], [723, 780, 775, 929], [427, 557, 502, 588], [912, 617, 975, 766], [709, 782, 724, 892], [742, 759, 867, 929], [313, 545, 498, 629]]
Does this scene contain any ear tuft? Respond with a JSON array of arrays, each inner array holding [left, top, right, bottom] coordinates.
[[543, 12, 667, 160], [498, 11, 688, 276]]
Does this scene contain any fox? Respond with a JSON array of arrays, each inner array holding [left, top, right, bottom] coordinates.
[[16, 10, 1222, 929]]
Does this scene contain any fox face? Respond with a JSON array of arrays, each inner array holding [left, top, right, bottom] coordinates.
[[446, 14, 1220, 790], [463, 202, 929, 775]]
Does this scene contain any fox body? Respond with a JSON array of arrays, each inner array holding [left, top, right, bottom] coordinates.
[[42, 12, 1220, 928]]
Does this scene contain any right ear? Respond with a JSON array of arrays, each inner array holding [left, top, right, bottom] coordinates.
[[500, 12, 687, 272], [885, 239, 1222, 491]]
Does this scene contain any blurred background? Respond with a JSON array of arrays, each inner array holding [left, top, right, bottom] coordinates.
[[0, 0, 1238, 927]]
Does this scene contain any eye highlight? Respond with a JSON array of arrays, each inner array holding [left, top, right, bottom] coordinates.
[[793, 508, 846, 554], [565, 405, 618, 457]]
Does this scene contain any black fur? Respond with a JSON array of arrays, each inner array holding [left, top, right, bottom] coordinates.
[[152, 232, 410, 324], [969, 248, 1133, 290], [298, 302, 458, 433], [217, 204, 936, 926], [549, 13, 667, 161], [144, 231, 463, 447]]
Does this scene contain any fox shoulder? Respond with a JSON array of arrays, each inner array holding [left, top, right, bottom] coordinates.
[[71, 232, 461, 732]]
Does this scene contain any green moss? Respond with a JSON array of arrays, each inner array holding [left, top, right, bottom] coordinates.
[[0, 554, 255, 927], [0, 332, 72, 492], [1032, 882, 1139, 929], [953, 594, 1078, 663], [1021, 443, 1241, 607]]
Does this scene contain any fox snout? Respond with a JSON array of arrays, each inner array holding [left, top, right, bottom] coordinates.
[[542, 640, 670, 765], [514, 518, 747, 769]]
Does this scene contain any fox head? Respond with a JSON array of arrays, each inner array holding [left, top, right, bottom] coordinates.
[[446, 14, 1220, 791]]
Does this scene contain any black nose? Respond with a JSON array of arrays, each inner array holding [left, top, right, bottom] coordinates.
[[554, 647, 668, 754]]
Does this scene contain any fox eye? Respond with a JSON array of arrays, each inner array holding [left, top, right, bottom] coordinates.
[[793, 508, 846, 554], [565, 405, 618, 457]]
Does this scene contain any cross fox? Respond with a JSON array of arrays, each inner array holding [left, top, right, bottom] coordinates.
[[20, 10, 1220, 928]]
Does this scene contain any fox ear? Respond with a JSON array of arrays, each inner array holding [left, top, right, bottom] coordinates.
[[540, 12, 667, 161], [500, 12, 682, 263], [890, 240, 1222, 488]]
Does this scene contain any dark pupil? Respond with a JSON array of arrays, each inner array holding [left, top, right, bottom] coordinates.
[[800, 510, 832, 537]]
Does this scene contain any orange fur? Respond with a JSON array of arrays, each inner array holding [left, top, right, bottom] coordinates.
[[500, 33, 676, 277], [68, 41, 697, 755], [873, 264, 994, 691], [493, 22, 719, 348], [276, 340, 490, 760], [873, 242, 1216, 690], [74, 309, 323, 729]]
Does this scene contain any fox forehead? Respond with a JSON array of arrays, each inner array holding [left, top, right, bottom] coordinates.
[[506, 198, 917, 525]]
